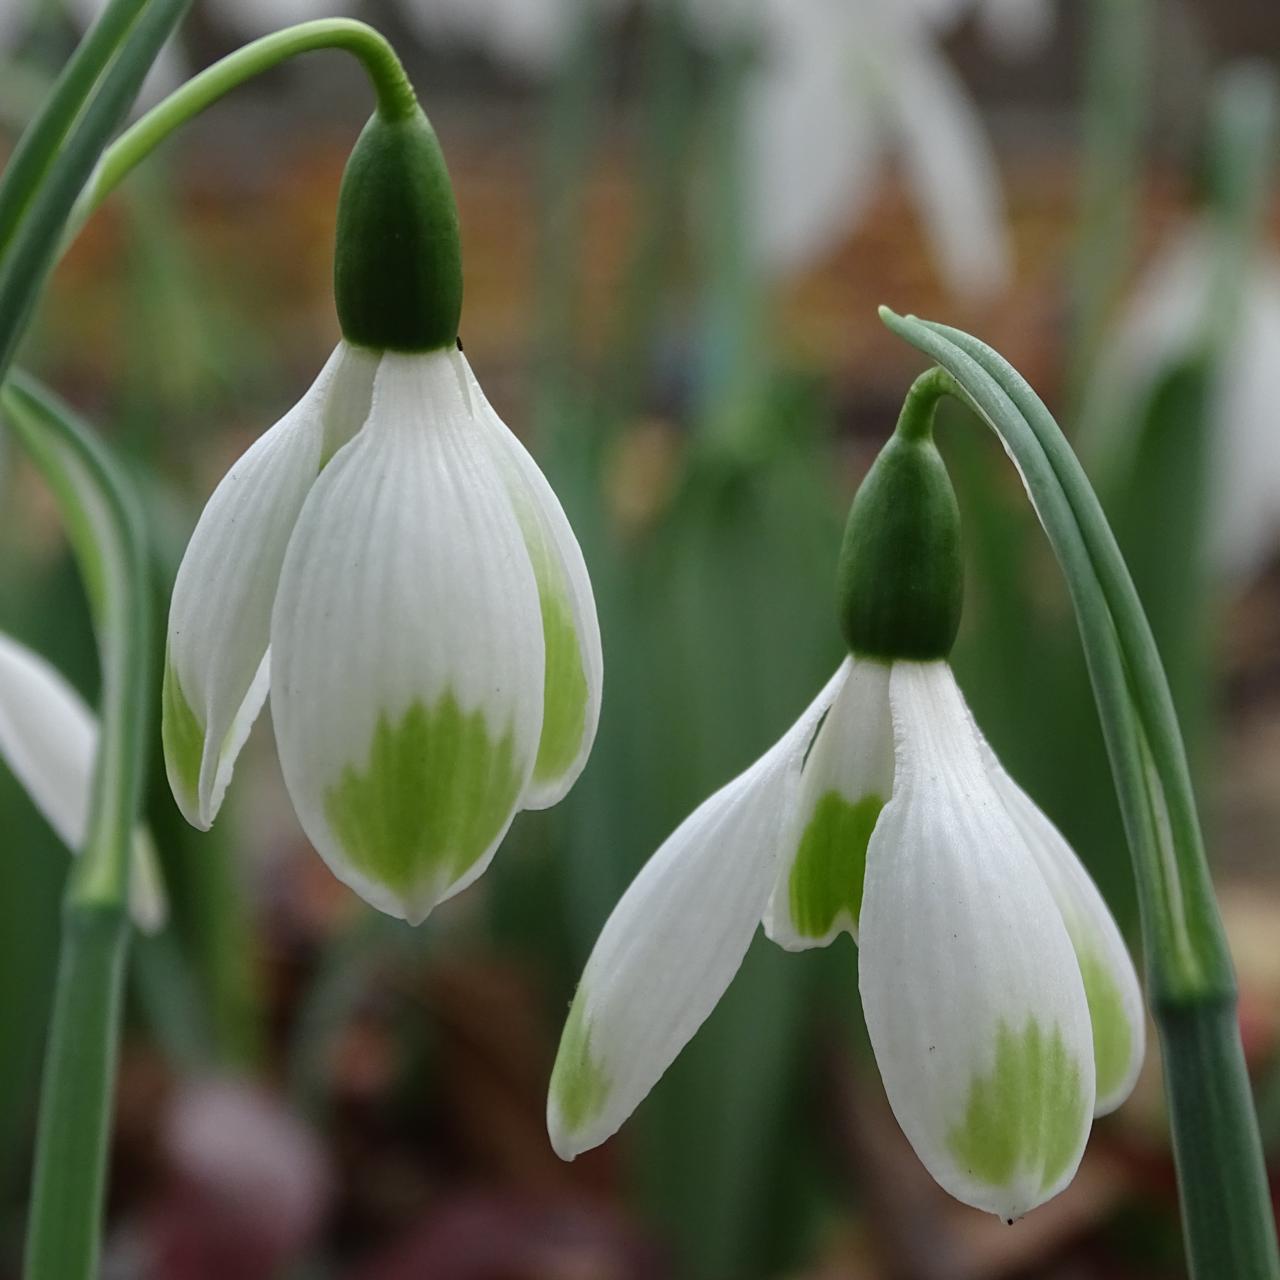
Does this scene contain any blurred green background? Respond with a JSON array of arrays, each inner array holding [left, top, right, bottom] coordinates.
[[3, 1, 1280, 1276]]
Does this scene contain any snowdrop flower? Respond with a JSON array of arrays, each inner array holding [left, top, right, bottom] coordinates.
[[163, 102, 602, 924], [396, 0, 625, 75], [0, 631, 165, 931], [1084, 224, 1280, 580], [687, 0, 1015, 298], [549, 376, 1143, 1220]]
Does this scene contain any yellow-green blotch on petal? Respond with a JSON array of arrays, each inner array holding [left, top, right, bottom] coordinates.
[[550, 990, 611, 1135], [947, 1019, 1086, 1196], [788, 791, 883, 937], [1077, 948, 1133, 1100], [533, 573, 588, 785], [324, 693, 523, 896], [162, 657, 204, 812]]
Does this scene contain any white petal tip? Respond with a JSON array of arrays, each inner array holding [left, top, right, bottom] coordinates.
[[547, 1122, 583, 1163]]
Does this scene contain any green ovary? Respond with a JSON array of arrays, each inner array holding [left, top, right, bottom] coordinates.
[[532, 572, 588, 786], [324, 693, 523, 896], [1077, 948, 1132, 1100], [550, 989, 611, 1134], [162, 656, 204, 806], [947, 1019, 1087, 1195], [788, 791, 884, 936]]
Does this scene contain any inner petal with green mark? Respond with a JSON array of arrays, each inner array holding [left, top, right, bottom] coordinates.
[[788, 791, 884, 937], [550, 989, 611, 1134], [162, 657, 204, 808], [1076, 947, 1133, 1101], [324, 692, 523, 896], [533, 569, 588, 785], [947, 1018, 1087, 1195]]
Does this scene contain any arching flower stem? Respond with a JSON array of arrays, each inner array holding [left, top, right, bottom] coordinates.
[[2, 375, 153, 1280], [69, 19, 419, 239]]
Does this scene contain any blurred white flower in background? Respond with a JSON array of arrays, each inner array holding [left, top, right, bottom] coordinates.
[[688, 0, 1054, 298], [397, 0, 626, 75], [1085, 224, 1280, 581]]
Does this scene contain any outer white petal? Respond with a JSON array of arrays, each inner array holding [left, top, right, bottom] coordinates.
[[0, 633, 165, 932], [270, 349, 545, 925], [548, 661, 849, 1160], [763, 657, 893, 949], [464, 361, 602, 809], [882, 12, 1011, 300], [744, 4, 880, 275], [981, 746, 1145, 1114], [163, 343, 377, 830], [859, 662, 1094, 1220]]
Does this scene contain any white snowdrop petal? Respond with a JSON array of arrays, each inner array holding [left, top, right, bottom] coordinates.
[[0, 632, 165, 933], [465, 361, 602, 809], [981, 748, 1145, 1114], [764, 657, 893, 949], [885, 18, 1011, 300], [859, 662, 1095, 1220], [548, 662, 849, 1159], [163, 344, 377, 830], [269, 349, 545, 925], [745, 8, 880, 274]]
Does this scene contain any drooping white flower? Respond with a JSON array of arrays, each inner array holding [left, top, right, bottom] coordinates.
[[549, 383, 1142, 1220], [687, 0, 1015, 298], [549, 656, 1143, 1219], [163, 344, 602, 924], [165, 95, 602, 924], [0, 631, 165, 931], [1083, 224, 1280, 580]]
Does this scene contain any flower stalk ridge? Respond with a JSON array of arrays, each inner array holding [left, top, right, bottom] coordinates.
[[549, 370, 1144, 1221], [162, 96, 602, 924]]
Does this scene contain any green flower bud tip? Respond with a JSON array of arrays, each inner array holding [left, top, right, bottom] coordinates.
[[837, 367, 963, 662], [334, 106, 464, 354]]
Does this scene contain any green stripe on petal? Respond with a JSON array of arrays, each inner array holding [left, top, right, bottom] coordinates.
[[533, 570, 589, 786], [324, 693, 523, 896], [161, 656, 204, 815], [550, 989, 611, 1137], [788, 791, 883, 937], [1078, 948, 1134, 1101], [947, 1019, 1087, 1195]]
